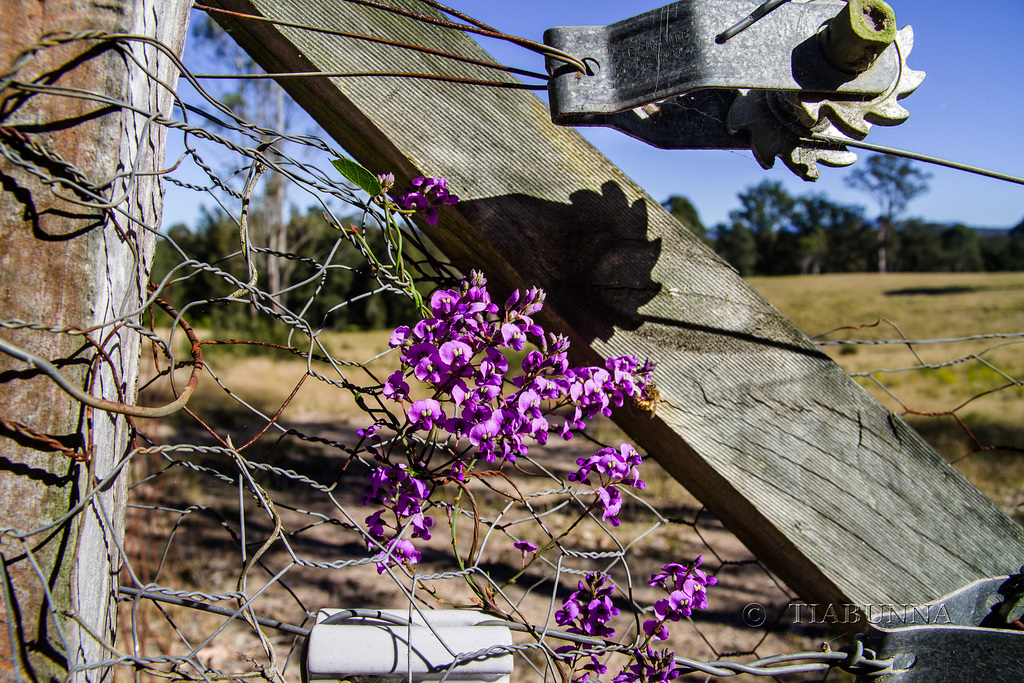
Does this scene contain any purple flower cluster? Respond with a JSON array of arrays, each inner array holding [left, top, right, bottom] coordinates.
[[552, 561, 715, 683], [361, 460, 435, 573], [612, 647, 679, 683], [392, 175, 459, 225], [569, 443, 645, 526], [642, 557, 717, 641], [358, 272, 654, 573], [555, 573, 620, 638], [554, 573, 619, 682]]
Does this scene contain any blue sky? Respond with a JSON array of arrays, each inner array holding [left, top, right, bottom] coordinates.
[[460, 0, 1024, 229], [170, 0, 1023, 231]]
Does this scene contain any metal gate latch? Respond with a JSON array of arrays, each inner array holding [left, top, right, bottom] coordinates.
[[852, 570, 1024, 681], [543, 0, 924, 180]]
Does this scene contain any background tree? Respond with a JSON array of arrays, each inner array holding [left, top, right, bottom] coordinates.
[[1008, 219, 1024, 270], [152, 207, 421, 335], [941, 224, 984, 272], [663, 195, 706, 240], [727, 181, 798, 274], [713, 222, 757, 275], [893, 221, 948, 272], [845, 154, 931, 273], [791, 195, 869, 275], [190, 16, 294, 301], [978, 217, 1024, 271]]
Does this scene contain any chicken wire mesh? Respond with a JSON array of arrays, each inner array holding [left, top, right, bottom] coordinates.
[[0, 8, 1021, 683]]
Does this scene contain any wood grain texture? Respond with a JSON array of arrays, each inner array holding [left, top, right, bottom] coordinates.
[[206, 0, 1024, 619], [70, 1, 192, 677], [0, 1, 190, 678]]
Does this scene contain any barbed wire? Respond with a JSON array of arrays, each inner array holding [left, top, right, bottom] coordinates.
[[1, 7, 1020, 683], [805, 310, 1024, 485]]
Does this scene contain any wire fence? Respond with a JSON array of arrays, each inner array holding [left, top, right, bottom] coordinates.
[[0, 4, 1021, 683], [809, 314, 1024, 525]]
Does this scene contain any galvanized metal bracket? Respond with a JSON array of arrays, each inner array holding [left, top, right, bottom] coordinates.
[[543, 0, 924, 180], [544, 0, 894, 122], [854, 571, 1024, 682]]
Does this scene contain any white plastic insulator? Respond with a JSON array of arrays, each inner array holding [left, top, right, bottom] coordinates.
[[305, 609, 514, 682]]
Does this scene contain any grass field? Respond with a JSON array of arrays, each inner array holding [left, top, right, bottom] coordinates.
[[129, 272, 1022, 680], [148, 272, 1024, 516], [749, 271, 1024, 424]]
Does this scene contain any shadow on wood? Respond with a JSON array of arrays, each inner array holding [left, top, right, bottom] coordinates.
[[461, 181, 661, 341], [205, 0, 1024, 635]]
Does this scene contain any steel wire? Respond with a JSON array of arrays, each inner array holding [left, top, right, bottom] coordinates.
[[0, 18, 1020, 683]]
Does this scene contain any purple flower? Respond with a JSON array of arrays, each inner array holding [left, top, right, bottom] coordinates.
[[374, 538, 422, 573], [362, 464, 429, 513], [596, 486, 624, 525], [362, 467, 394, 505], [357, 424, 381, 439], [382, 370, 410, 401], [408, 398, 446, 431], [555, 574, 621, 683], [555, 599, 580, 626], [500, 322, 527, 351], [522, 349, 545, 374], [642, 557, 716, 642], [430, 288, 460, 317], [469, 417, 502, 461], [412, 318, 446, 344], [477, 347, 508, 385], [389, 326, 411, 348], [410, 512, 434, 540], [365, 510, 388, 540], [376, 172, 395, 192], [393, 175, 459, 225], [613, 647, 678, 683], [514, 540, 538, 553], [571, 444, 644, 488], [554, 647, 607, 683], [569, 444, 646, 525], [643, 618, 669, 641], [514, 539, 539, 568], [406, 343, 444, 384], [647, 556, 717, 594], [365, 274, 659, 585], [555, 574, 619, 639], [439, 339, 473, 370]]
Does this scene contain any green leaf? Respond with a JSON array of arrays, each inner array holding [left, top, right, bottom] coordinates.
[[331, 157, 382, 197]]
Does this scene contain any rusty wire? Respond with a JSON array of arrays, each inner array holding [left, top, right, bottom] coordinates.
[[1, 12, 1021, 683], [0, 25, 844, 683], [810, 316, 1024, 465], [192, 3, 552, 84]]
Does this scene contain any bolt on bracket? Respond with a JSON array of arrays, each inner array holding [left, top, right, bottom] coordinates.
[[543, 0, 924, 180]]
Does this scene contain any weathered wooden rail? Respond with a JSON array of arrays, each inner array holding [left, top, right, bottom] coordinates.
[[203, 0, 1024, 621]]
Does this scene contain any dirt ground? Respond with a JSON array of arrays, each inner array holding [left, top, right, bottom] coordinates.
[[119, 410, 854, 683]]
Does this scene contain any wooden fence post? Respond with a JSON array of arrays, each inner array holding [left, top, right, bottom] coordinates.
[[204, 0, 1024, 624], [0, 1, 190, 679]]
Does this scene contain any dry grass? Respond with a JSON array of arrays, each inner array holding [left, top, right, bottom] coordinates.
[[747, 272, 1024, 420], [123, 272, 1023, 682]]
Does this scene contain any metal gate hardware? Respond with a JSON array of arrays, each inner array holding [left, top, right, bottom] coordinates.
[[304, 609, 513, 683], [543, 0, 924, 180], [853, 570, 1024, 682]]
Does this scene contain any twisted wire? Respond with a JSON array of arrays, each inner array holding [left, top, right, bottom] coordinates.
[[1, 16, 1018, 683]]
